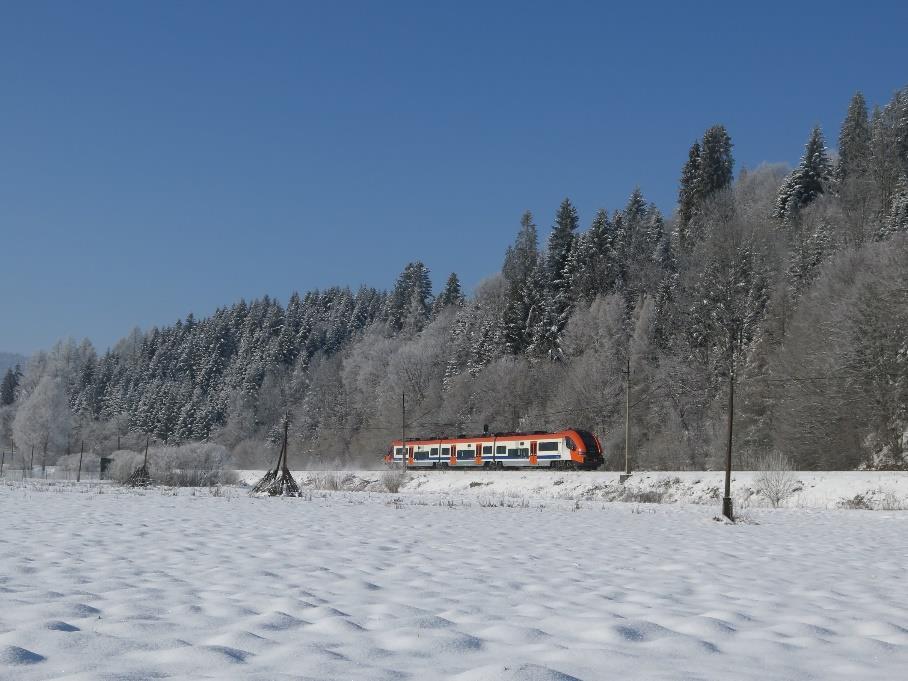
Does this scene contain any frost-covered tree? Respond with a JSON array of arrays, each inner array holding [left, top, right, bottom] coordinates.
[[13, 375, 72, 471], [877, 174, 908, 241], [775, 125, 832, 224]]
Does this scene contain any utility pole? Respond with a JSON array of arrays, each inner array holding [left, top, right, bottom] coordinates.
[[29, 445, 34, 478], [723, 355, 735, 521], [401, 392, 407, 471], [77, 440, 84, 483], [143, 436, 149, 469], [620, 354, 632, 483], [0, 448, 5, 477]]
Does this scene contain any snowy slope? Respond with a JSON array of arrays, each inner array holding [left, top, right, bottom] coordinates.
[[2, 481, 907, 680], [237, 469, 908, 510]]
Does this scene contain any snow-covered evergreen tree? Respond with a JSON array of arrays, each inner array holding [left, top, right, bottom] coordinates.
[[837, 91, 871, 182], [878, 174, 908, 240], [775, 125, 833, 224], [432, 272, 465, 314], [698, 125, 734, 198], [677, 141, 701, 241]]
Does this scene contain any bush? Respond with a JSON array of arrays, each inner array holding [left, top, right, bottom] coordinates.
[[312, 472, 344, 491], [754, 452, 798, 507], [109, 450, 146, 483], [381, 468, 408, 493], [112, 443, 235, 487], [619, 489, 666, 503]]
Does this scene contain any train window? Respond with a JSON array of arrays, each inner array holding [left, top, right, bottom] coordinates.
[[507, 447, 518, 457], [538, 441, 559, 452], [482, 445, 492, 455], [441, 446, 450, 456], [496, 445, 506, 455], [430, 447, 439, 456], [519, 447, 530, 458], [457, 448, 472, 459], [395, 447, 403, 457], [414, 451, 429, 461]]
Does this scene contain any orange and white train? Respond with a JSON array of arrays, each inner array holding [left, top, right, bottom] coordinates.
[[384, 429, 605, 470]]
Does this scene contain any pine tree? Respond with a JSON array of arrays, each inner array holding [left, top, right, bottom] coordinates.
[[503, 211, 539, 285], [546, 198, 579, 279], [504, 261, 545, 355], [698, 125, 734, 198], [537, 199, 580, 357], [386, 261, 433, 331], [837, 91, 871, 182], [583, 208, 615, 296], [433, 272, 465, 314], [677, 141, 702, 238], [878, 174, 908, 240], [1, 367, 19, 406], [775, 125, 832, 224]]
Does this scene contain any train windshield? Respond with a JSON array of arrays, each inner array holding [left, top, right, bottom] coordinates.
[[575, 430, 600, 453]]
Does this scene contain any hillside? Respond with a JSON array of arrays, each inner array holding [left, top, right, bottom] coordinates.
[[2, 87, 907, 472]]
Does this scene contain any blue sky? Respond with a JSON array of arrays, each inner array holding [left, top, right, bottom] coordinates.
[[2, 1, 907, 354]]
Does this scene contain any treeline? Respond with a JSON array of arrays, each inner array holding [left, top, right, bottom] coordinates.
[[2, 87, 906, 471]]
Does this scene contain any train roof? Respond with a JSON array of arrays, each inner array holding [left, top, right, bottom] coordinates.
[[392, 429, 582, 444]]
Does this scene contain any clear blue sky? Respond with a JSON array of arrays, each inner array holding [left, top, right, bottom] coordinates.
[[2, 1, 906, 354]]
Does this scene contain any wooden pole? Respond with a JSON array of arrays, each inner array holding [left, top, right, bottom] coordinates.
[[723, 357, 735, 521], [624, 354, 630, 476], [401, 392, 406, 471], [281, 417, 289, 471], [77, 440, 84, 482], [29, 445, 34, 478], [0, 449, 5, 477], [143, 436, 149, 468]]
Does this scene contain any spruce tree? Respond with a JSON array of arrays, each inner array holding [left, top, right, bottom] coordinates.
[[536, 199, 580, 357], [546, 198, 579, 279], [1, 367, 18, 406], [775, 125, 832, 224], [837, 91, 871, 182], [386, 261, 434, 331], [698, 125, 734, 197], [503, 211, 539, 285], [677, 141, 701, 240], [433, 272, 465, 314]]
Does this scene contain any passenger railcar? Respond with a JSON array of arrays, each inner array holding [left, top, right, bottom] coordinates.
[[383, 429, 604, 471]]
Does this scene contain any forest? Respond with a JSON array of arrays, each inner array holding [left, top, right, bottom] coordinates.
[[2, 87, 906, 472]]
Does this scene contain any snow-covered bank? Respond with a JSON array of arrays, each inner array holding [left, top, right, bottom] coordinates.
[[1, 482, 907, 680], [236, 469, 908, 510]]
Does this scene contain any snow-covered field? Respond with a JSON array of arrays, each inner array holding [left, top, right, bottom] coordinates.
[[2, 481, 907, 680]]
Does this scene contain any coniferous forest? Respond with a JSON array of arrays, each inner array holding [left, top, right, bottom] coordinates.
[[2, 87, 907, 471]]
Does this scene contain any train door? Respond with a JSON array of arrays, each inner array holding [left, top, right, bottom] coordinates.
[[530, 441, 538, 466]]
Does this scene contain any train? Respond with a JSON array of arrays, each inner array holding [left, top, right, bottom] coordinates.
[[384, 429, 605, 470]]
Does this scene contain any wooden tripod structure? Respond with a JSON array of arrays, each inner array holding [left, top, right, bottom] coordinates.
[[126, 437, 152, 487], [251, 417, 301, 497]]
